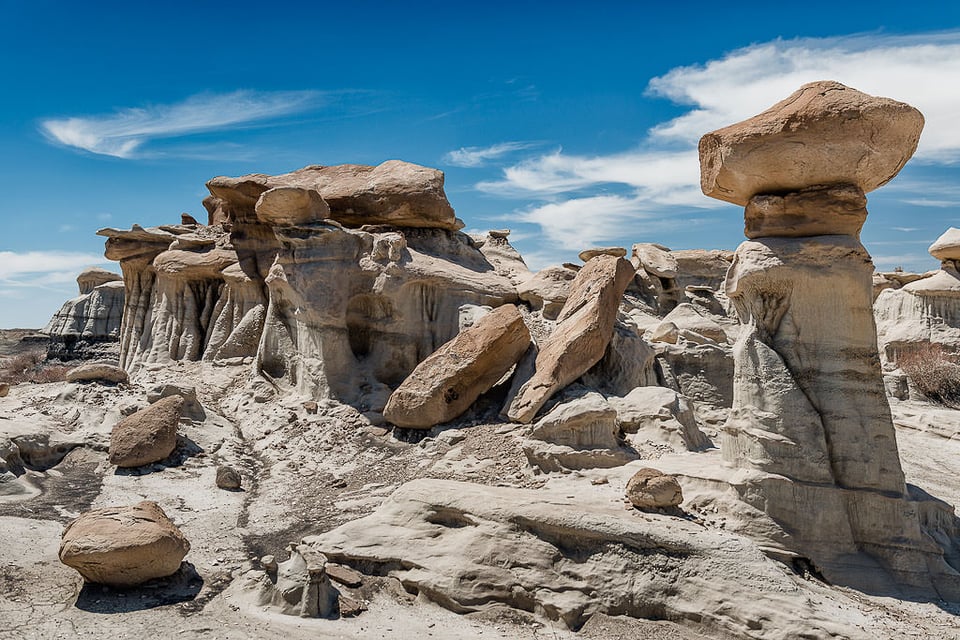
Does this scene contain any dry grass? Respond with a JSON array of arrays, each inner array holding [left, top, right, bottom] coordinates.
[[0, 351, 70, 385], [899, 343, 960, 408]]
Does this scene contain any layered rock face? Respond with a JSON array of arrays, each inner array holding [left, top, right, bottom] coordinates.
[[875, 227, 960, 364], [702, 81, 960, 597], [44, 267, 124, 360], [101, 161, 518, 412]]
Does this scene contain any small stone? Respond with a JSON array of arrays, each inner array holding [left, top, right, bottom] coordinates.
[[216, 465, 242, 490], [625, 468, 683, 509], [0, 383, 8, 398], [339, 593, 367, 617], [303, 401, 319, 414], [261, 555, 277, 573]]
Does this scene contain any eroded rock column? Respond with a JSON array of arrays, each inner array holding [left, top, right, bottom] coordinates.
[[701, 81, 960, 598]]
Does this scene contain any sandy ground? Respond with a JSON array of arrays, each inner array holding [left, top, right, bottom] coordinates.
[[0, 356, 959, 639]]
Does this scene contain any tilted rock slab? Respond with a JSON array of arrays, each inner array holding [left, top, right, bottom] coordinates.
[[108, 395, 183, 467], [508, 255, 635, 423], [59, 500, 190, 587], [699, 80, 923, 206], [384, 304, 530, 429]]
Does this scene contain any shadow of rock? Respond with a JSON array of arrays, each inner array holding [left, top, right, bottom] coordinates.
[[73, 562, 203, 613]]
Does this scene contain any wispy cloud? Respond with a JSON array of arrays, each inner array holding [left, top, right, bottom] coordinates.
[[0, 251, 111, 293], [41, 90, 322, 158], [444, 141, 541, 168]]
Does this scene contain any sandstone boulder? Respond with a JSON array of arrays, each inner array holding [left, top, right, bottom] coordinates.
[[699, 80, 924, 205], [508, 256, 635, 423], [76, 267, 122, 294], [632, 243, 677, 278], [652, 303, 728, 344], [59, 501, 190, 587], [929, 227, 960, 262], [108, 395, 183, 467], [65, 362, 128, 384], [0, 383, 8, 397], [255, 186, 330, 226], [384, 304, 530, 429], [744, 184, 868, 239], [625, 468, 683, 509]]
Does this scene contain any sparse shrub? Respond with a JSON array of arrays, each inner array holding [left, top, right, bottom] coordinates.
[[0, 350, 69, 385], [899, 343, 960, 408]]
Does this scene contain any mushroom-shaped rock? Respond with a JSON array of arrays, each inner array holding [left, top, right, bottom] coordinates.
[[59, 500, 190, 587], [625, 468, 683, 509], [65, 363, 129, 384], [929, 227, 960, 262], [109, 395, 183, 467], [77, 267, 122, 295], [255, 186, 330, 226], [508, 256, 635, 423], [699, 80, 924, 206], [384, 304, 531, 429]]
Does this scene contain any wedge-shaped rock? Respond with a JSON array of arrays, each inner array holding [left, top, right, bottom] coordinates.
[[508, 256, 635, 423], [59, 500, 190, 587], [929, 227, 960, 262], [206, 160, 461, 230], [699, 81, 923, 206], [383, 304, 530, 429], [109, 395, 183, 467]]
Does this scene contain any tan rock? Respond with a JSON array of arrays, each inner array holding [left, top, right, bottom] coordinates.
[[108, 395, 183, 467], [745, 184, 867, 239], [625, 468, 683, 508], [216, 465, 242, 490], [65, 363, 128, 384], [654, 303, 728, 344], [929, 227, 960, 262], [508, 256, 635, 423], [76, 267, 122, 295], [610, 387, 711, 452], [699, 80, 924, 205], [59, 500, 190, 587], [578, 246, 626, 262], [384, 304, 531, 429], [0, 383, 8, 397], [255, 186, 330, 226], [632, 243, 677, 278], [516, 265, 578, 320]]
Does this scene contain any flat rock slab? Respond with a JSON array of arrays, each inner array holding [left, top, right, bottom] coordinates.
[[699, 80, 923, 206], [59, 500, 190, 587]]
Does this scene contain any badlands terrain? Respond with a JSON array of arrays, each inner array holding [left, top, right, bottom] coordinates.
[[2, 81, 960, 640]]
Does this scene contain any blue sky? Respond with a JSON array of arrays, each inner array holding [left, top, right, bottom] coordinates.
[[3, 0, 960, 327]]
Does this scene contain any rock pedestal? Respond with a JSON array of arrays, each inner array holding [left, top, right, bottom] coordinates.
[[701, 81, 960, 598]]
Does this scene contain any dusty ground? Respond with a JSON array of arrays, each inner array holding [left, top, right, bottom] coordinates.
[[1, 357, 959, 639]]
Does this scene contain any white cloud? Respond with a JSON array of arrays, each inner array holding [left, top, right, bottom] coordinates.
[[647, 32, 960, 162], [444, 141, 540, 167], [0, 251, 110, 289], [41, 90, 321, 158]]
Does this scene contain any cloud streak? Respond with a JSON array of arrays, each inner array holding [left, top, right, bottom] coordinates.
[[41, 90, 322, 158], [0, 251, 111, 290], [444, 141, 541, 167]]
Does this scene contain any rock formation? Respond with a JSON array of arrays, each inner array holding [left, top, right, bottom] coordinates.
[[701, 80, 960, 598], [44, 267, 124, 360], [64, 362, 128, 384], [59, 501, 190, 587], [875, 227, 960, 365]]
